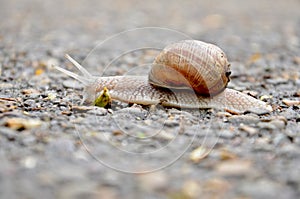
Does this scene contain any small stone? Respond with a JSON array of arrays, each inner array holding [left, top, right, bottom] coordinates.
[[117, 106, 147, 119], [87, 107, 108, 116], [0, 83, 13, 89], [47, 139, 75, 155], [269, 119, 286, 129], [273, 134, 288, 146], [72, 105, 94, 112], [4, 118, 42, 130], [257, 119, 286, 130], [96, 186, 118, 199], [255, 137, 271, 145], [239, 180, 283, 198], [257, 122, 274, 130], [216, 159, 253, 176], [138, 171, 168, 192], [243, 90, 259, 97], [24, 99, 36, 107], [202, 178, 231, 195], [47, 92, 56, 100], [21, 88, 40, 95], [182, 180, 201, 198], [278, 144, 299, 157], [228, 115, 260, 124], [19, 135, 36, 146], [260, 95, 273, 101], [156, 130, 175, 140], [282, 99, 300, 106], [271, 116, 288, 124], [21, 156, 37, 169], [266, 78, 288, 85], [164, 119, 179, 127], [219, 149, 237, 160], [216, 111, 232, 118], [246, 106, 273, 115], [0, 127, 18, 140], [219, 130, 235, 139], [239, 124, 258, 135], [293, 56, 300, 65], [201, 14, 225, 29], [189, 146, 209, 163]]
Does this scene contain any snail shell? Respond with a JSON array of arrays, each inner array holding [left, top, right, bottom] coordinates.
[[54, 40, 272, 113], [149, 40, 231, 96]]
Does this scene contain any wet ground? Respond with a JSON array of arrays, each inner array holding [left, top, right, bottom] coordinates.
[[0, 0, 300, 198]]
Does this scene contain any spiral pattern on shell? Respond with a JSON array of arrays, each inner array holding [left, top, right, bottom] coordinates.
[[149, 40, 231, 96]]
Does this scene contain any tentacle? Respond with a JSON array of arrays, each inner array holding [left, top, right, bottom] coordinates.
[[65, 54, 92, 78], [53, 54, 94, 85]]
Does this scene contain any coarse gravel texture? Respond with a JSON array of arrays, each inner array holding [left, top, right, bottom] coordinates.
[[0, 0, 300, 199]]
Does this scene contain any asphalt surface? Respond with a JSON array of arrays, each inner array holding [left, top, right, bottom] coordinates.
[[0, 0, 300, 198]]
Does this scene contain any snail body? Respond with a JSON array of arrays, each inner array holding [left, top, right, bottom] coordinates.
[[54, 40, 272, 113]]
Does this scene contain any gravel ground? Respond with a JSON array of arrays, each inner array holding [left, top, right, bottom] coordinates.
[[1, 0, 300, 199]]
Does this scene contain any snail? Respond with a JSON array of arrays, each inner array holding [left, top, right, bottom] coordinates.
[[54, 40, 272, 113]]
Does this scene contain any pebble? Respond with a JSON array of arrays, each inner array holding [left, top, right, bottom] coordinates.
[[246, 106, 273, 115], [4, 117, 42, 130], [266, 78, 288, 85], [257, 119, 286, 130], [0, 83, 13, 89], [218, 149, 237, 160], [228, 115, 260, 124], [273, 134, 288, 146], [189, 146, 209, 163], [216, 111, 232, 118], [215, 159, 254, 176], [202, 178, 231, 196], [24, 99, 36, 107], [277, 144, 299, 157], [47, 139, 75, 155], [269, 119, 286, 129], [219, 130, 236, 139], [181, 180, 202, 198], [117, 106, 148, 119], [242, 90, 259, 97], [21, 88, 40, 95], [293, 56, 300, 65], [0, 127, 18, 140], [156, 130, 175, 140], [239, 124, 258, 135], [138, 171, 168, 192], [72, 105, 94, 112], [282, 99, 300, 106], [57, 181, 97, 199], [86, 107, 108, 116], [164, 119, 179, 127], [21, 156, 37, 169], [19, 135, 36, 146], [239, 179, 283, 198]]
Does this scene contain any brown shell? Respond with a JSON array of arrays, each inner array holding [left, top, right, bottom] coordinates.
[[148, 40, 231, 96]]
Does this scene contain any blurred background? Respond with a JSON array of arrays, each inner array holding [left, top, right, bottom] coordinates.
[[0, 0, 299, 60]]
